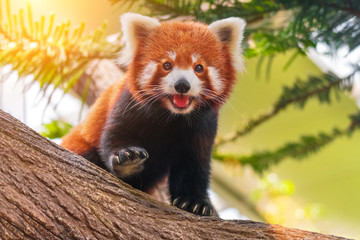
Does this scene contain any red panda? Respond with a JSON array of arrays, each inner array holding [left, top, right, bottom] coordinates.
[[62, 13, 246, 216]]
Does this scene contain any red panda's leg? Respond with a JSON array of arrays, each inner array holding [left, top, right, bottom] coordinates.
[[169, 153, 215, 216], [168, 111, 218, 216]]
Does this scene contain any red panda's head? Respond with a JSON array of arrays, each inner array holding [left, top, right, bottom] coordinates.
[[119, 13, 246, 114]]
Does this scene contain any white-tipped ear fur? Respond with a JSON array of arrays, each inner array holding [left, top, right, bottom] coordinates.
[[119, 13, 160, 66], [209, 17, 246, 72]]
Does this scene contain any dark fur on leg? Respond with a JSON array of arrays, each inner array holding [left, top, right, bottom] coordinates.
[[94, 88, 218, 216]]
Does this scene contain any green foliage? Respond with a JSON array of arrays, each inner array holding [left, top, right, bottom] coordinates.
[[246, 0, 360, 57], [275, 73, 353, 109], [251, 173, 295, 202], [40, 120, 72, 139], [348, 112, 360, 133], [214, 128, 346, 173], [279, 0, 360, 54], [215, 72, 354, 146], [0, 0, 120, 103], [110, 0, 360, 57], [214, 110, 360, 173]]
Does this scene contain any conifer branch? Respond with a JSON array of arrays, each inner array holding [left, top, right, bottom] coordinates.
[[215, 72, 354, 147], [0, 0, 120, 101], [109, 0, 359, 58], [213, 111, 360, 173]]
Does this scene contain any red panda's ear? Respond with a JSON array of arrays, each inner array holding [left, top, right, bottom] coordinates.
[[119, 13, 160, 67], [209, 17, 246, 72]]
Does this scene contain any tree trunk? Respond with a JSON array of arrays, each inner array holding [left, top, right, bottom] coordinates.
[[0, 110, 347, 239]]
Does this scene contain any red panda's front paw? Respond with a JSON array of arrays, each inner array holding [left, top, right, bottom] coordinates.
[[172, 197, 215, 216], [111, 147, 149, 178]]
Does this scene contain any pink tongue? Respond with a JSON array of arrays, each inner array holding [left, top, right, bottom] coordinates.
[[173, 94, 189, 108]]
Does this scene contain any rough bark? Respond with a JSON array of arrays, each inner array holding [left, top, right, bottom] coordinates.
[[0, 110, 348, 239]]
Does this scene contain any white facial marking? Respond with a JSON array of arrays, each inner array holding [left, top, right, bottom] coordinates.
[[161, 66, 203, 114], [139, 61, 157, 87], [191, 53, 201, 63], [208, 66, 224, 93], [168, 51, 176, 62], [161, 66, 203, 96]]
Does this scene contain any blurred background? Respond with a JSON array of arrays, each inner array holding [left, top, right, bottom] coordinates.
[[1, 0, 359, 238]]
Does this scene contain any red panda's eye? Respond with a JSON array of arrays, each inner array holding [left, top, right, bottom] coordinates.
[[163, 62, 172, 71], [194, 64, 203, 73]]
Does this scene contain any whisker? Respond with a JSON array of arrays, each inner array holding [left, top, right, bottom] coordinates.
[[129, 90, 162, 111], [136, 91, 165, 112], [122, 95, 139, 117]]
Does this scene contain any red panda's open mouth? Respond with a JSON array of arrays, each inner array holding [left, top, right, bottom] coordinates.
[[169, 95, 193, 109]]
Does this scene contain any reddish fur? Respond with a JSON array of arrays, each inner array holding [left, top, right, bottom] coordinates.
[[60, 17, 243, 216], [61, 77, 126, 154], [62, 21, 236, 155], [128, 21, 236, 106]]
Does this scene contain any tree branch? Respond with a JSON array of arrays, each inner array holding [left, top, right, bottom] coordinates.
[[214, 111, 360, 173], [215, 73, 351, 147], [0, 109, 348, 239], [0, 0, 121, 104]]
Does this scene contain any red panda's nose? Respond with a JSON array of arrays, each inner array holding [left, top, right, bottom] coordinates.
[[174, 78, 191, 94]]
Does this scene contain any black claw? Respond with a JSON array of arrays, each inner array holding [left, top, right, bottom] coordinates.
[[172, 198, 180, 206], [201, 206, 208, 216], [114, 155, 120, 164], [192, 204, 200, 213], [113, 146, 149, 167], [124, 151, 131, 158], [172, 197, 215, 216], [180, 201, 190, 209], [138, 150, 147, 159], [132, 149, 140, 156]]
